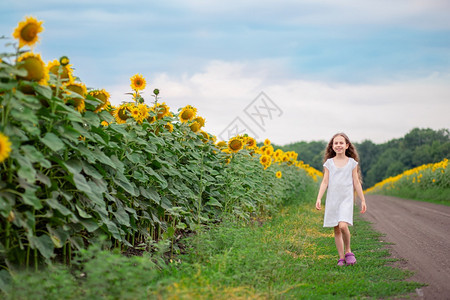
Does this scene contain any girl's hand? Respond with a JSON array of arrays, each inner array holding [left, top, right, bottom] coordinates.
[[360, 201, 367, 214], [315, 199, 321, 210]]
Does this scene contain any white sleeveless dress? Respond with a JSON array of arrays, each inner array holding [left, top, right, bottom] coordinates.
[[323, 157, 358, 227]]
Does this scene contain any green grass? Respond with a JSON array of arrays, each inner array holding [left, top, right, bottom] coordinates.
[[376, 188, 450, 206], [2, 198, 423, 299]]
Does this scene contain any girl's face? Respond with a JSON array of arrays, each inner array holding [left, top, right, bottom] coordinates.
[[332, 135, 349, 154]]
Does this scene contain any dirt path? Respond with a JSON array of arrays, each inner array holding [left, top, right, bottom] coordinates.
[[361, 195, 450, 300]]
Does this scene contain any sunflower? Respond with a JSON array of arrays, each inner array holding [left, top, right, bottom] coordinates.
[[130, 74, 146, 91], [146, 107, 157, 123], [179, 105, 197, 123], [17, 52, 49, 85], [216, 141, 227, 148], [47, 59, 74, 84], [259, 155, 272, 168], [113, 104, 130, 124], [13, 16, 44, 49], [0, 133, 12, 163], [194, 116, 205, 127], [89, 89, 111, 113], [276, 171, 282, 179], [273, 149, 284, 161], [227, 136, 244, 153], [129, 105, 141, 121], [264, 146, 274, 156], [101, 120, 109, 127], [189, 121, 201, 133], [199, 130, 209, 141], [154, 102, 170, 119], [164, 122, 174, 132], [264, 138, 271, 146], [244, 136, 257, 149], [65, 82, 87, 112], [138, 103, 151, 122]]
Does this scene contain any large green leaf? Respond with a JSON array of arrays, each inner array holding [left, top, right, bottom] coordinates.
[[21, 188, 42, 210], [41, 132, 65, 152], [29, 234, 55, 259], [21, 145, 51, 168]]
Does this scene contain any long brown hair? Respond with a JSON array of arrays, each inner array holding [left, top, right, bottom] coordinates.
[[323, 132, 363, 183]]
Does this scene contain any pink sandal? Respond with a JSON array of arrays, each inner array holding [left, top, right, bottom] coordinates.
[[345, 252, 357, 265], [337, 258, 345, 266]]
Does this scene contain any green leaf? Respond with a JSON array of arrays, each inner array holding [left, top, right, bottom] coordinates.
[[79, 218, 100, 232], [139, 187, 161, 204], [34, 84, 52, 99], [64, 159, 83, 175], [112, 205, 130, 227], [15, 153, 36, 183], [29, 234, 55, 259], [99, 110, 114, 123], [42, 132, 65, 152], [46, 198, 73, 216], [21, 145, 51, 168], [76, 204, 92, 218], [206, 198, 223, 207], [83, 111, 100, 126], [46, 225, 70, 248], [21, 189, 42, 209]]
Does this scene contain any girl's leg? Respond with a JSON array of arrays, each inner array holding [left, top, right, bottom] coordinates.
[[338, 221, 351, 254], [333, 226, 345, 259]]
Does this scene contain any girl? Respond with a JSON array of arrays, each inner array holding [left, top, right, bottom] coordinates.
[[315, 133, 367, 266]]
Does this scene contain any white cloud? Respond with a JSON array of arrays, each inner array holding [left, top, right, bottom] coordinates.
[[106, 60, 450, 145]]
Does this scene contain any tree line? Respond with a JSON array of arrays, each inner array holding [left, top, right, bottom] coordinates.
[[278, 128, 450, 189]]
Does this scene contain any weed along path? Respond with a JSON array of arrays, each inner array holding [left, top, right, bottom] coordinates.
[[362, 195, 450, 299]]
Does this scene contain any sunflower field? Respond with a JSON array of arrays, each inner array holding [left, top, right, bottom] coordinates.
[[0, 17, 321, 272], [365, 158, 449, 203]]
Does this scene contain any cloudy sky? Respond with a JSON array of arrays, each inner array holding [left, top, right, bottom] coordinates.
[[1, 0, 449, 145]]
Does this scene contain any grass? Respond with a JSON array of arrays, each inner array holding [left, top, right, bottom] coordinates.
[[375, 188, 450, 206], [2, 197, 423, 299]]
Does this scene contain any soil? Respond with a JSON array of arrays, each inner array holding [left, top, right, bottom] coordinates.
[[361, 195, 450, 300]]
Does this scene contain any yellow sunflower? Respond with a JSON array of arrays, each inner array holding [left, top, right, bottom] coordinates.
[[114, 104, 130, 124], [194, 116, 205, 127], [137, 104, 151, 122], [199, 130, 209, 142], [259, 154, 271, 166], [101, 120, 109, 127], [244, 136, 257, 149], [264, 138, 271, 146], [164, 122, 174, 132], [276, 171, 282, 178], [179, 105, 197, 123], [264, 146, 274, 156], [47, 59, 74, 84], [13, 16, 44, 49], [189, 121, 201, 133], [130, 74, 146, 91], [154, 102, 171, 119], [0, 133, 12, 163], [17, 52, 49, 85], [216, 141, 227, 148], [227, 136, 244, 153], [65, 82, 87, 112], [129, 105, 141, 122], [89, 89, 111, 113]]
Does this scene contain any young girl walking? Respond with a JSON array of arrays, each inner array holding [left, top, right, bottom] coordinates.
[[315, 133, 367, 266]]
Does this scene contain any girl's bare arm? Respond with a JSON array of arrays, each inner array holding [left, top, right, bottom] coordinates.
[[316, 168, 329, 210], [352, 168, 367, 213]]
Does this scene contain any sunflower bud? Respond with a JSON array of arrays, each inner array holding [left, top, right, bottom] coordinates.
[[153, 88, 160, 95], [60, 56, 69, 66]]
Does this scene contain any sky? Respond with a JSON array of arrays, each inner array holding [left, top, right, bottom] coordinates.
[[1, 0, 449, 145]]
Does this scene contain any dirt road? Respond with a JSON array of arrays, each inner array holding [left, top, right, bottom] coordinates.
[[361, 195, 450, 300]]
